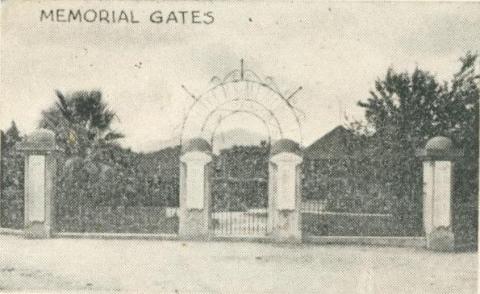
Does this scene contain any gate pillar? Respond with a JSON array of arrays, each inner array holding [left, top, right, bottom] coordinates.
[[179, 138, 212, 239], [268, 139, 303, 243], [17, 129, 59, 238], [417, 136, 462, 251]]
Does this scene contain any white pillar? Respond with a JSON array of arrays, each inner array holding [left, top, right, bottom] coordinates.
[[178, 139, 212, 239], [418, 136, 461, 251], [0, 132, 2, 225], [17, 129, 58, 238], [268, 139, 303, 243]]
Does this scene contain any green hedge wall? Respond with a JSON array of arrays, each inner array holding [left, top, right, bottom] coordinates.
[[0, 132, 24, 229]]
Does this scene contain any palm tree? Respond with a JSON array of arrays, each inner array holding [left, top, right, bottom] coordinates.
[[39, 90, 124, 156]]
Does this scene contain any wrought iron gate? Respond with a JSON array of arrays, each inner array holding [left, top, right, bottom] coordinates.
[[178, 60, 305, 237], [211, 146, 269, 237]]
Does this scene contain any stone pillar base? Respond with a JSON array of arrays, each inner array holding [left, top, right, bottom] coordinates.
[[179, 209, 210, 240], [427, 227, 455, 251], [272, 210, 302, 244], [24, 222, 50, 239]]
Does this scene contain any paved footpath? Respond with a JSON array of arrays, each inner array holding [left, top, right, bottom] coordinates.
[[0, 235, 477, 293]]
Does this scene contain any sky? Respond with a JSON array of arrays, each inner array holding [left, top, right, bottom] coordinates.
[[1, 1, 480, 151]]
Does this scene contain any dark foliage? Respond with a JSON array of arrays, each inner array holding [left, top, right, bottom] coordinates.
[[55, 144, 180, 232], [0, 121, 24, 229]]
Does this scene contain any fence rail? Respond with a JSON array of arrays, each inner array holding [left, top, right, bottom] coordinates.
[[212, 210, 267, 236]]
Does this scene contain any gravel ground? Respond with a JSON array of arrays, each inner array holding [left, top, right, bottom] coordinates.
[[0, 235, 477, 293]]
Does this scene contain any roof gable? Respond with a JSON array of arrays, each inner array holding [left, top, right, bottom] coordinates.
[[304, 126, 356, 159]]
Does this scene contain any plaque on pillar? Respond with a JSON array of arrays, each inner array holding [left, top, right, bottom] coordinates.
[[186, 162, 205, 209], [433, 161, 452, 228], [423, 161, 434, 234], [28, 155, 46, 222], [277, 163, 297, 210], [180, 151, 212, 210]]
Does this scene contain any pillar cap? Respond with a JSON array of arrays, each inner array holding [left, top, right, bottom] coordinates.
[[425, 136, 453, 151], [416, 136, 462, 160], [17, 128, 58, 152], [271, 139, 302, 156], [182, 138, 212, 154]]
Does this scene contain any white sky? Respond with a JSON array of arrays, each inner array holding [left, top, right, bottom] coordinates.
[[1, 1, 479, 151]]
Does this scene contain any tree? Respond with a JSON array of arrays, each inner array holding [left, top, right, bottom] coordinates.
[[356, 52, 479, 243], [443, 53, 479, 248], [39, 90, 124, 156], [3, 121, 21, 150], [357, 66, 446, 198]]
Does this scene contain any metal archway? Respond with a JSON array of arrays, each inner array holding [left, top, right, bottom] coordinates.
[[180, 59, 304, 150], [200, 98, 284, 139]]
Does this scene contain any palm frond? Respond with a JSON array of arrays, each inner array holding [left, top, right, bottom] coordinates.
[[104, 131, 125, 141], [55, 90, 73, 121]]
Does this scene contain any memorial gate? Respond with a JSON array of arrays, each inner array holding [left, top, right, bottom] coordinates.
[[0, 61, 470, 251]]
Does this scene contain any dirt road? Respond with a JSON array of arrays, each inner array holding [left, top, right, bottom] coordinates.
[[0, 235, 476, 293]]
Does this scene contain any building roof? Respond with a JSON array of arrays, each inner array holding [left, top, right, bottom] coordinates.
[[304, 126, 357, 160]]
